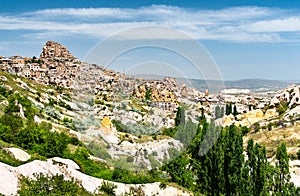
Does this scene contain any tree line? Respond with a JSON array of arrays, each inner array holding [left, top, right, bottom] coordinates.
[[163, 119, 300, 195]]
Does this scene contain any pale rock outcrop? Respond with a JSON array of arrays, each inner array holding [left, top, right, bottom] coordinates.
[[264, 108, 278, 119], [40, 40, 78, 62], [270, 85, 300, 109], [0, 100, 8, 106], [270, 96, 280, 106], [17, 102, 25, 119], [4, 148, 31, 162], [290, 160, 300, 187], [222, 114, 235, 126], [98, 117, 119, 144], [0, 157, 191, 196], [34, 115, 42, 124], [283, 105, 300, 121], [289, 88, 300, 108], [0, 162, 18, 196], [225, 109, 278, 127], [0, 75, 7, 81]]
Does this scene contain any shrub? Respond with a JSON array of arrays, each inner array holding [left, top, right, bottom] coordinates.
[[15, 124, 70, 157], [18, 173, 93, 195], [124, 186, 145, 196], [0, 148, 23, 166], [162, 127, 177, 137], [159, 182, 167, 190], [126, 156, 134, 163], [87, 141, 111, 160], [0, 116, 22, 143], [99, 181, 117, 196], [0, 85, 12, 97], [277, 101, 288, 115]]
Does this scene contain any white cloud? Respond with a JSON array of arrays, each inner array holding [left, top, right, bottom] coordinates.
[[249, 17, 300, 32], [1, 5, 300, 42]]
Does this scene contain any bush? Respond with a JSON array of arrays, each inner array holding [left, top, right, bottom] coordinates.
[[99, 181, 117, 196], [18, 173, 93, 195], [15, 124, 71, 158], [124, 186, 145, 196], [87, 141, 111, 160], [6, 93, 36, 121], [126, 156, 134, 163], [162, 127, 177, 137], [159, 182, 167, 190], [44, 106, 60, 120], [58, 101, 72, 110], [277, 101, 288, 115], [0, 149, 23, 166], [0, 116, 23, 143], [0, 85, 12, 97]]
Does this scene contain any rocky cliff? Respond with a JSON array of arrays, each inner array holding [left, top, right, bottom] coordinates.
[[40, 40, 79, 63]]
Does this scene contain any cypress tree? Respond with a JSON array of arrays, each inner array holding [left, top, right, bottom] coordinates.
[[275, 142, 291, 195]]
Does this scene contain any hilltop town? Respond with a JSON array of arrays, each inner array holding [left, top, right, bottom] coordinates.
[[1, 41, 300, 153]]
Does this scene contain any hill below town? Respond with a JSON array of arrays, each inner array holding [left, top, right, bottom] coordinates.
[[0, 41, 299, 195]]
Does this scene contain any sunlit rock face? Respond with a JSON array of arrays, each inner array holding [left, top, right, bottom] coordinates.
[[223, 109, 278, 127]]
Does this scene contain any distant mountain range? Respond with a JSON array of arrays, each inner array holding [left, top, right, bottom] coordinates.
[[131, 74, 298, 93]]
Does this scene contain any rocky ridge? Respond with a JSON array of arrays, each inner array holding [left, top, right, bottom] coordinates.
[[0, 155, 190, 196]]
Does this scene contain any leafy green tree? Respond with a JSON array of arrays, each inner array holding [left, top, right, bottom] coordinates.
[[145, 88, 152, 101], [0, 115, 23, 142], [0, 85, 12, 97], [241, 139, 269, 195], [253, 122, 260, 133], [162, 127, 177, 137], [215, 105, 224, 119], [225, 103, 232, 115], [274, 142, 291, 195], [233, 105, 239, 116], [175, 119, 197, 147], [163, 152, 193, 188], [223, 125, 244, 195], [277, 101, 288, 115], [175, 106, 185, 126], [15, 124, 71, 158]]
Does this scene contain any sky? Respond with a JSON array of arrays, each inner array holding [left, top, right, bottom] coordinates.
[[1, 0, 300, 80]]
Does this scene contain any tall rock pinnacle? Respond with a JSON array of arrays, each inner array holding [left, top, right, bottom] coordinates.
[[39, 40, 79, 63]]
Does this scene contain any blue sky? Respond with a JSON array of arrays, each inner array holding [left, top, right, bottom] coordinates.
[[1, 0, 300, 80]]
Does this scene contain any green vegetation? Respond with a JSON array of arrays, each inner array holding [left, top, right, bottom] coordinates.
[[87, 141, 112, 160], [99, 181, 117, 196], [18, 173, 95, 196], [162, 127, 177, 137], [0, 148, 23, 166], [277, 101, 289, 115], [175, 106, 185, 126], [124, 186, 145, 196], [145, 88, 152, 101], [162, 121, 300, 195], [112, 119, 159, 135], [58, 100, 72, 110], [225, 103, 232, 115], [214, 105, 224, 119]]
